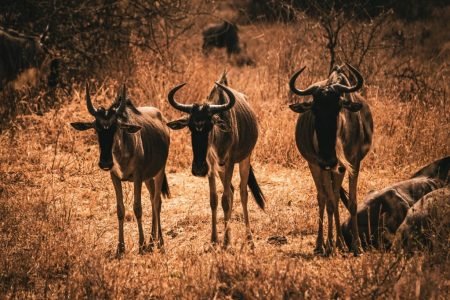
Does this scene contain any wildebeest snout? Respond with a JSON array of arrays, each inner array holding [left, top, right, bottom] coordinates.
[[99, 160, 113, 171], [192, 161, 209, 177]]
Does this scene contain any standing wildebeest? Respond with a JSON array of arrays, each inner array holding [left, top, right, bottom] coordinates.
[[289, 64, 373, 255], [0, 27, 58, 90], [341, 156, 450, 250], [70, 83, 170, 256], [166, 73, 265, 248], [202, 21, 241, 58]]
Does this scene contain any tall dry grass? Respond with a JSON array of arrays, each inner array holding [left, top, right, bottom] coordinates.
[[0, 8, 449, 299]]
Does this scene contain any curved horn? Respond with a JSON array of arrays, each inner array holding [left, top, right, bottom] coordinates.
[[332, 63, 364, 94], [115, 84, 127, 115], [289, 67, 318, 96], [85, 82, 97, 116], [209, 82, 236, 113], [168, 83, 192, 113]]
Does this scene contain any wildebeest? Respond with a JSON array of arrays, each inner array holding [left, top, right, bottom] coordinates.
[[289, 64, 373, 255], [341, 177, 445, 250], [166, 72, 265, 248], [394, 187, 450, 252], [341, 156, 449, 250], [202, 21, 241, 57], [0, 27, 58, 90], [70, 83, 170, 256]]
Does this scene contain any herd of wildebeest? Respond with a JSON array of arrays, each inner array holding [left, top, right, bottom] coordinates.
[[1, 22, 449, 258]]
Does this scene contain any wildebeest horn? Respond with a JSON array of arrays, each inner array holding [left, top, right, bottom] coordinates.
[[85, 82, 97, 116], [289, 67, 318, 96], [332, 63, 364, 94], [209, 82, 236, 113], [115, 84, 127, 115], [168, 83, 193, 113]]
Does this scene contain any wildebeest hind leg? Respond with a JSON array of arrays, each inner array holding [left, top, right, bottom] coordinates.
[[144, 179, 156, 251], [239, 157, 254, 248], [152, 169, 165, 250], [111, 173, 125, 257], [349, 162, 363, 256], [133, 179, 145, 254]]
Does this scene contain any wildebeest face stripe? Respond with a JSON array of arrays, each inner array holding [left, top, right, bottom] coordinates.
[[96, 122, 117, 170], [315, 113, 338, 168]]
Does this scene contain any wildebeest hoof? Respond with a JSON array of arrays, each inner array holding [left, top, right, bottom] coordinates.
[[351, 245, 364, 257], [314, 245, 325, 256]]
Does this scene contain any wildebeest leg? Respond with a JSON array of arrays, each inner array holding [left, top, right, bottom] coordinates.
[[331, 172, 346, 251], [220, 162, 235, 248], [133, 178, 145, 254], [152, 169, 165, 249], [349, 162, 363, 255], [144, 179, 156, 250], [208, 167, 219, 244], [111, 173, 125, 256], [323, 172, 337, 255], [309, 163, 326, 255], [239, 156, 254, 248]]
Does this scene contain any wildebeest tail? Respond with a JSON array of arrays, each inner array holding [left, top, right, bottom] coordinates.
[[340, 187, 349, 210], [248, 165, 265, 210], [162, 173, 171, 198]]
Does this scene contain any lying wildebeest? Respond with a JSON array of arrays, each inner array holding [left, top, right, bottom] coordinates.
[[0, 26, 58, 90], [202, 21, 241, 57], [394, 187, 450, 252], [289, 64, 373, 255], [166, 72, 265, 248], [71, 83, 170, 256], [410, 156, 450, 183], [341, 156, 450, 250], [341, 176, 445, 250]]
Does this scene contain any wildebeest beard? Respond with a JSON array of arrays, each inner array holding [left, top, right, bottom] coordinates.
[[191, 131, 210, 177]]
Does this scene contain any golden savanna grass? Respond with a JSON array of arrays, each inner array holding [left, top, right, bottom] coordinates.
[[1, 8, 449, 299]]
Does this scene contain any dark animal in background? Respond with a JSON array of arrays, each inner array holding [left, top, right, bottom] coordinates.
[[341, 156, 450, 250], [289, 64, 373, 255], [394, 187, 450, 252], [0, 27, 58, 90], [202, 21, 241, 57], [167, 72, 265, 248], [71, 84, 170, 256]]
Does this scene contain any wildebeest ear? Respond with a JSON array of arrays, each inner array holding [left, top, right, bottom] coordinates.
[[289, 102, 312, 113], [341, 100, 363, 112], [212, 115, 231, 132], [70, 122, 94, 131], [167, 118, 189, 130], [119, 123, 141, 133]]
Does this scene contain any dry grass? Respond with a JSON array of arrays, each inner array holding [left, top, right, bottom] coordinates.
[[0, 10, 449, 299]]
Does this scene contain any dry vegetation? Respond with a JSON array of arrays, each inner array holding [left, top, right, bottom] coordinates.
[[1, 5, 449, 299]]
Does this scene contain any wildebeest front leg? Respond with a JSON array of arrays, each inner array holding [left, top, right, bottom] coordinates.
[[239, 156, 254, 248], [349, 162, 363, 255], [133, 179, 145, 254], [332, 172, 346, 251], [220, 162, 235, 248], [208, 169, 219, 244], [309, 164, 326, 255], [144, 179, 156, 241], [111, 173, 125, 257], [323, 171, 337, 255]]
